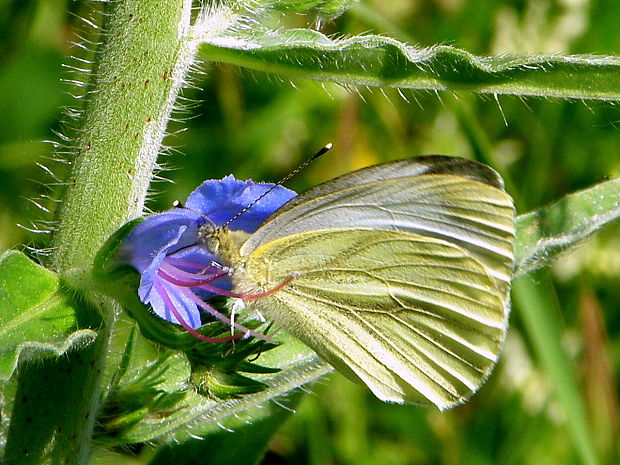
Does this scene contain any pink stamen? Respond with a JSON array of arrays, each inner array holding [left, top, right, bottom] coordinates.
[[165, 256, 206, 271], [159, 266, 295, 301], [233, 276, 296, 300], [160, 261, 227, 282], [154, 280, 242, 343], [155, 268, 274, 342], [154, 259, 298, 344], [177, 286, 273, 343]]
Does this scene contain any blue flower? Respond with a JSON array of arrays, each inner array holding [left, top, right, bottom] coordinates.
[[120, 175, 296, 340]]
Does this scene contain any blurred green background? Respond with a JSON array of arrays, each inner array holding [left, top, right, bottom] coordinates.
[[1, 1, 619, 464]]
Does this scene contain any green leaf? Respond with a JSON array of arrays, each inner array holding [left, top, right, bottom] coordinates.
[[509, 179, 620, 465], [199, 27, 620, 100], [0, 251, 96, 381], [514, 178, 620, 277]]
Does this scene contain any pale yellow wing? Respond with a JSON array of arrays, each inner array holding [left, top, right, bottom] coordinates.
[[235, 228, 508, 409]]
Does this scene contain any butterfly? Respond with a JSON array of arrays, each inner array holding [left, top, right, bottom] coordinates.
[[200, 155, 515, 410]]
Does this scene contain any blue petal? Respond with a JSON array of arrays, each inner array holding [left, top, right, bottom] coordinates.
[[185, 175, 297, 232], [137, 224, 190, 303], [149, 280, 202, 329], [120, 209, 202, 272], [136, 227, 226, 327]]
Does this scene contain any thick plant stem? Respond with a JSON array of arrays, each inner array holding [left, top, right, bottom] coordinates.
[[52, 0, 194, 275], [4, 1, 196, 464]]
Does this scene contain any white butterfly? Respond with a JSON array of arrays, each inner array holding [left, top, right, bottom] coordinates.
[[207, 155, 514, 409]]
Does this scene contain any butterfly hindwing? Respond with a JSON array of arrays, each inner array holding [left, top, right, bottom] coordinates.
[[236, 228, 506, 409]]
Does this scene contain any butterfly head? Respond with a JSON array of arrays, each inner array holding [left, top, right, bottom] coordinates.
[[197, 222, 221, 255], [197, 222, 249, 266]]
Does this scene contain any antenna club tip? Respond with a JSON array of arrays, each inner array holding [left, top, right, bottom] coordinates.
[[311, 143, 333, 160]]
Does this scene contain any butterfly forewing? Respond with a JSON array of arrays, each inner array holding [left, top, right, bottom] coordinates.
[[258, 155, 506, 220], [241, 159, 514, 296]]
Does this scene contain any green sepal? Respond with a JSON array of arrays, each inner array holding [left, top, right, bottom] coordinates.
[[190, 364, 270, 399], [236, 360, 281, 374], [96, 352, 191, 440], [186, 321, 278, 364], [187, 332, 281, 400]]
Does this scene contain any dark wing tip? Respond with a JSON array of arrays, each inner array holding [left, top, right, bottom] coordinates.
[[406, 155, 505, 190]]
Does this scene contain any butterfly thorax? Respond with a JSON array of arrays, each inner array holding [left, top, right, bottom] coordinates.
[[197, 224, 249, 267]]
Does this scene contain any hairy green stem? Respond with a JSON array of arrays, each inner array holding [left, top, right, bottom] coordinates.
[[51, 0, 194, 275], [4, 1, 196, 464]]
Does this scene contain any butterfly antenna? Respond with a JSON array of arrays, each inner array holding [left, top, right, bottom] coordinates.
[[220, 143, 332, 230], [173, 200, 217, 228]]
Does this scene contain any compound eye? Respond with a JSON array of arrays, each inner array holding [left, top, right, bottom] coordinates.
[[197, 228, 219, 253], [198, 223, 215, 236], [205, 236, 220, 254]]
